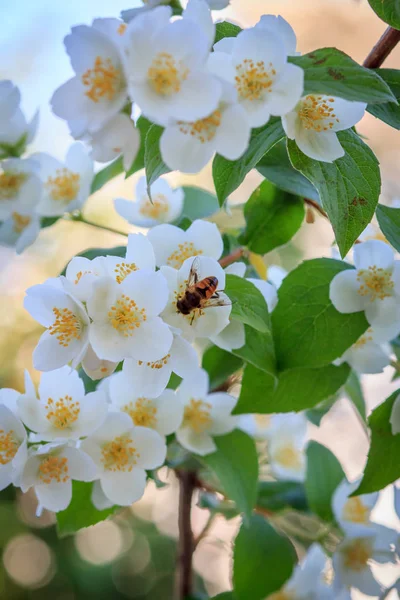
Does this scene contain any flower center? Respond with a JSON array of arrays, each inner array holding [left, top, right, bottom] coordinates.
[[101, 435, 139, 472], [273, 445, 301, 469], [82, 56, 123, 103], [298, 95, 339, 132], [45, 395, 80, 430], [167, 242, 202, 269], [255, 414, 271, 428], [139, 194, 170, 220], [148, 52, 189, 97], [343, 538, 373, 572], [48, 307, 82, 347], [117, 23, 127, 35], [12, 212, 31, 233], [342, 497, 370, 524], [39, 455, 69, 484], [0, 429, 20, 465], [108, 295, 147, 336], [184, 399, 212, 434], [353, 330, 373, 349], [137, 354, 171, 369], [178, 109, 222, 144], [357, 266, 394, 301], [46, 168, 80, 203], [235, 59, 275, 101], [123, 398, 157, 428], [0, 171, 27, 200], [114, 262, 138, 284]]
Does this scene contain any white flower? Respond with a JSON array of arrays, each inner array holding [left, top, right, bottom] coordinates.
[[267, 264, 287, 288], [333, 526, 397, 596], [394, 485, 400, 521], [0, 203, 41, 254], [0, 157, 42, 221], [211, 26, 304, 127], [332, 479, 379, 536], [267, 412, 308, 482], [0, 80, 20, 122], [390, 393, 400, 435], [81, 411, 166, 506], [282, 95, 366, 162], [88, 113, 140, 171], [87, 270, 172, 363], [121, 332, 199, 397], [329, 240, 400, 340], [115, 176, 184, 228], [0, 106, 39, 159], [124, 6, 221, 125], [206, 0, 230, 8], [24, 280, 90, 371], [34, 143, 93, 217], [91, 479, 113, 510], [175, 368, 237, 455], [0, 402, 27, 491], [20, 442, 98, 513], [81, 344, 118, 381], [238, 413, 273, 440], [148, 219, 223, 268], [183, 0, 215, 51], [51, 24, 128, 137], [121, 1, 170, 22], [108, 371, 183, 436], [266, 544, 331, 600], [161, 256, 231, 340], [254, 15, 299, 56], [334, 327, 392, 374], [17, 367, 108, 442]]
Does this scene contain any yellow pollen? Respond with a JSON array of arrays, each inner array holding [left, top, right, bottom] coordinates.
[[148, 52, 189, 96], [117, 23, 127, 35], [342, 497, 370, 524], [357, 266, 394, 302], [178, 110, 222, 144], [46, 168, 80, 203], [255, 414, 271, 428], [298, 95, 339, 132], [123, 398, 157, 428], [139, 194, 170, 220], [0, 171, 27, 200], [235, 59, 275, 101], [39, 455, 69, 484], [74, 270, 92, 285], [108, 294, 147, 336], [114, 262, 138, 284], [343, 538, 373, 571], [0, 430, 19, 465], [101, 435, 138, 472], [12, 212, 31, 233], [48, 307, 82, 347], [353, 329, 373, 349], [45, 395, 80, 430], [184, 399, 212, 434], [138, 354, 171, 370], [273, 445, 301, 469], [167, 242, 202, 269], [82, 56, 122, 102]]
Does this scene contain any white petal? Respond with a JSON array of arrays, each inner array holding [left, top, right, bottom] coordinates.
[[225, 262, 246, 277], [33, 330, 89, 372], [127, 317, 173, 362], [232, 28, 286, 74], [353, 240, 395, 271], [77, 391, 109, 436], [153, 390, 184, 435], [0, 388, 21, 416], [213, 37, 235, 55], [86, 276, 118, 321], [132, 426, 166, 469], [91, 480, 114, 509], [332, 479, 378, 531], [214, 104, 251, 161], [147, 224, 186, 267], [0, 463, 14, 492], [17, 395, 48, 434], [365, 295, 400, 329], [390, 394, 400, 434], [81, 345, 117, 380], [169, 73, 222, 122], [183, 0, 215, 49], [66, 141, 93, 178], [240, 99, 271, 128], [38, 366, 85, 401], [160, 121, 215, 173], [211, 320, 245, 351], [125, 233, 156, 271], [101, 467, 146, 506], [121, 357, 172, 398], [177, 368, 209, 403], [329, 269, 365, 313], [343, 340, 391, 374], [62, 447, 98, 481], [187, 220, 223, 260], [82, 411, 133, 448], [268, 63, 304, 116], [330, 98, 367, 132], [247, 278, 278, 312], [169, 334, 200, 379], [176, 427, 216, 456], [256, 15, 297, 56], [295, 128, 345, 163], [35, 480, 72, 512]]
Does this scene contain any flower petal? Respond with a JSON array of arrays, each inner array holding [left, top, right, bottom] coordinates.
[[62, 447, 98, 481], [329, 269, 365, 313], [127, 317, 173, 362], [125, 233, 156, 271], [101, 467, 146, 506], [295, 128, 344, 163], [353, 239, 394, 271], [35, 480, 72, 512], [176, 427, 216, 456], [153, 390, 184, 435], [132, 426, 166, 469]]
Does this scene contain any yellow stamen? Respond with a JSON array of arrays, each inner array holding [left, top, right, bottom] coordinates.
[[148, 52, 189, 96], [178, 110, 222, 144], [235, 59, 275, 101], [167, 242, 202, 269], [255, 414, 271, 428], [273, 445, 302, 469], [108, 294, 147, 336], [114, 262, 138, 284], [139, 194, 170, 220], [45, 395, 80, 430], [101, 435, 138, 472], [343, 538, 373, 571], [0, 430, 19, 465], [298, 95, 339, 132], [357, 266, 394, 301], [342, 497, 370, 524], [0, 171, 27, 200], [82, 56, 122, 102], [48, 307, 82, 347], [12, 212, 31, 233], [123, 398, 157, 428], [39, 456, 69, 484], [184, 399, 212, 434], [46, 168, 80, 203], [117, 23, 127, 35], [138, 354, 171, 370]]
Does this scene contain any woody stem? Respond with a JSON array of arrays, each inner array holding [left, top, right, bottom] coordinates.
[[176, 470, 196, 600], [219, 247, 246, 268], [363, 26, 400, 69]]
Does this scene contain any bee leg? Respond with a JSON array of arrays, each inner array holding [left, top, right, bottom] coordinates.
[[212, 292, 220, 298], [190, 312, 196, 326]]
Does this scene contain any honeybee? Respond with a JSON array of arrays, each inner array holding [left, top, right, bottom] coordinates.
[[176, 257, 231, 324]]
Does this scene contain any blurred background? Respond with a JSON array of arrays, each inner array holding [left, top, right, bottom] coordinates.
[[1, 0, 400, 598]]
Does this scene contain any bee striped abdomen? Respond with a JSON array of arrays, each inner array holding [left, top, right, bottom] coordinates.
[[197, 276, 218, 299]]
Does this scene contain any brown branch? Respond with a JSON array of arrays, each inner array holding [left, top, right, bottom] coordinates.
[[219, 247, 245, 268], [363, 26, 400, 69], [176, 470, 196, 600], [304, 198, 328, 219]]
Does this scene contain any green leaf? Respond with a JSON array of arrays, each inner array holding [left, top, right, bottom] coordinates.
[[290, 48, 396, 103], [376, 204, 400, 252], [60, 245, 126, 276], [212, 118, 285, 206], [126, 116, 153, 176], [271, 258, 369, 370], [181, 186, 219, 221], [57, 482, 117, 537], [232, 324, 276, 376], [40, 216, 59, 229], [144, 124, 169, 190], [344, 370, 367, 422], [225, 274, 271, 333], [306, 395, 337, 426], [233, 514, 296, 600], [211, 594, 235, 600], [234, 362, 350, 414], [201, 430, 258, 519], [353, 391, 400, 495], [257, 140, 320, 202], [287, 130, 381, 257], [214, 21, 241, 44], [239, 180, 305, 254], [367, 69, 400, 130], [367, 0, 400, 28], [305, 441, 345, 521], [257, 481, 308, 512], [90, 157, 123, 194], [202, 345, 243, 390]]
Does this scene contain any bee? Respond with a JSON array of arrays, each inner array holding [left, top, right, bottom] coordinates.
[[176, 257, 231, 324]]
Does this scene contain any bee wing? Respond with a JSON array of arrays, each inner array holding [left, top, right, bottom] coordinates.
[[204, 294, 232, 309], [187, 256, 201, 287]]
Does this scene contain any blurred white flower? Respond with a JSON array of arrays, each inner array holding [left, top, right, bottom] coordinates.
[[0, 157, 42, 221], [0, 106, 39, 159], [238, 413, 273, 440], [115, 176, 184, 228], [88, 113, 140, 171], [332, 479, 379, 536], [0, 207, 41, 254], [81, 344, 118, 381], [333, 327, 392, 374], [268, 412, 308, 482], [121, 1, 170, 23], [0, 403, 27, 492], [254, 15, 298, 56], [0, 80, 20, 122], [267, 264, 287, 288]]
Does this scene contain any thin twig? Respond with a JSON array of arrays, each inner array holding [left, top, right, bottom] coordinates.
[[363, 26, 400, 69], [176, 470, 196, 600], [194, 512, 217, 549], [304, 198, 328, 219], [219, 247, 245, 268], [68, 215, 128, 237]]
